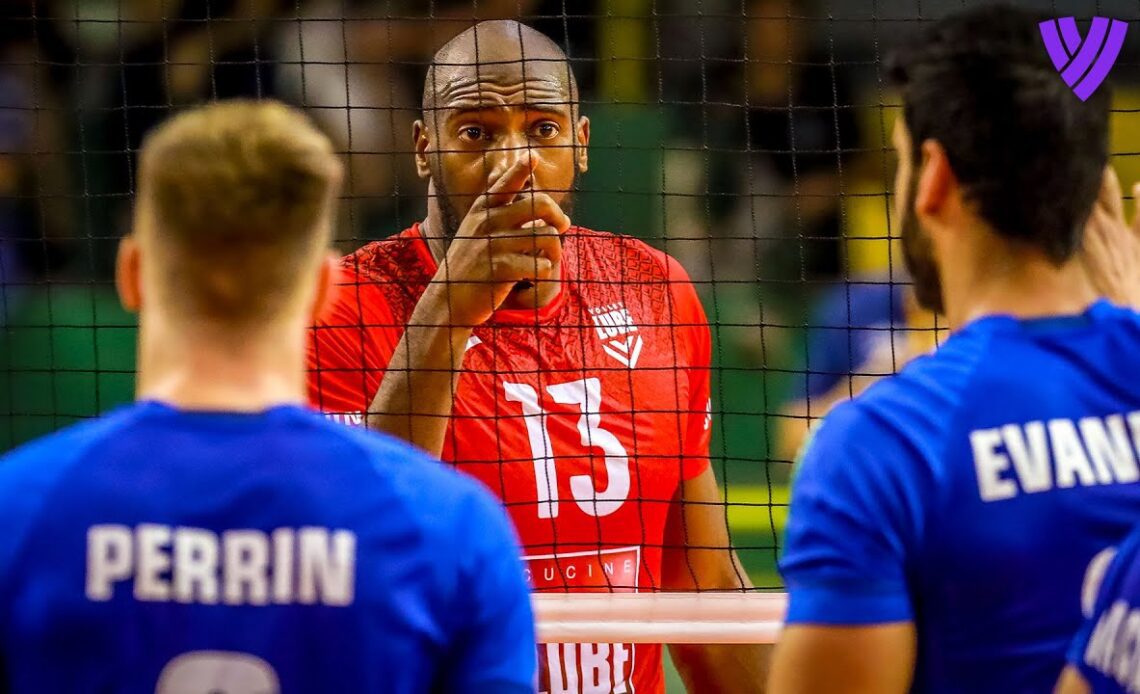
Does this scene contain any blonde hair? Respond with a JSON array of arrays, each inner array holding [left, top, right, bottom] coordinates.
[[137, 99, 342, 325]]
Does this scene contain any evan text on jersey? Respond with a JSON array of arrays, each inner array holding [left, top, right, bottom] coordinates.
[[971, 412, 1140, 501]]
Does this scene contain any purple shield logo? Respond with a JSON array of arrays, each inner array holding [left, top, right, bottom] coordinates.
[[1040, 17, 1128, 101]]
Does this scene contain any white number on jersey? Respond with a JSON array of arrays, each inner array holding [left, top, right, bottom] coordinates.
[[1083, 545, 1120, 618], [504, 377, 631, 519], [156, 651, 279, 694]]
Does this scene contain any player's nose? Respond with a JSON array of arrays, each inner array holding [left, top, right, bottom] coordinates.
[[487, 140, 536, 190]]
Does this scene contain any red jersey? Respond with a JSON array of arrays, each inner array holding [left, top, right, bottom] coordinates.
[[308, 224, 712, 694]]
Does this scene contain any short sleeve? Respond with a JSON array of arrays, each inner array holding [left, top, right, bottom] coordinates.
[[307, 269, 402, 421], [444, 487, 537, 692], [1068, 528, 1140, 687], [780, 400, 924, 625], [659, 252, 712, 481]]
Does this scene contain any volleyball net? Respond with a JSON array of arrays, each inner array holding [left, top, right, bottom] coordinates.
[[6, 0, 1140, 671]]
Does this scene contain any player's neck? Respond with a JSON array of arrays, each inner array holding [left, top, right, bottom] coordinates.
[[421, 213, 449, 265], [135, 311, 307, 413], [943, 235, 1098, 330]]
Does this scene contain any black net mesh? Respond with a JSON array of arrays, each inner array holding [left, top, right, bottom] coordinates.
[[2, 0, 1137, 620]]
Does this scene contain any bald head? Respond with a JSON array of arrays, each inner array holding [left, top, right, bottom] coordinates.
[[422, 20, 579, 118], [412, 20, 589, 245]]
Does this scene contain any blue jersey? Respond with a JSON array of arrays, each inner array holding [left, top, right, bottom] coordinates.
[[781, 301, 1140, 692], [800, 278, 908, 399], [0, 401, 536, 693], [1067, 526, 1140, 693]]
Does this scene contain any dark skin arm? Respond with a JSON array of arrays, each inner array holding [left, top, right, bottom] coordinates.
[[663, 466, 770, 693], [366, 281, 472, 454], [366, 157, 570, 454]]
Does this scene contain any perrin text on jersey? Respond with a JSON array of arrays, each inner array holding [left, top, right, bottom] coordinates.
[[85, 524, 356, 606]]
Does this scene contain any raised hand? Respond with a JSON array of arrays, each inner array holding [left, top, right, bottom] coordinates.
[[1080, 165, 1140, 309], [433, 155, 572, 326]]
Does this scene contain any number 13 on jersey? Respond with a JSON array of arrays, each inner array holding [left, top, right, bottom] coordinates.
[[504, 378, 631, 519]]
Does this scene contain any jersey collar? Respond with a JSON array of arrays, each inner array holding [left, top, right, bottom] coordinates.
[[959, 299, 1118, 337]]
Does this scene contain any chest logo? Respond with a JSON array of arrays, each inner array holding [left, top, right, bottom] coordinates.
[[589, 303, 643, 368]]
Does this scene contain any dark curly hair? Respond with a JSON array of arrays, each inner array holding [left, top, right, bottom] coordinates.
[[888, 5, 1111, 264]]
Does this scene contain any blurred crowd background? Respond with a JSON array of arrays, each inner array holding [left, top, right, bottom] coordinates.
[[3, 0, 1140, 583]]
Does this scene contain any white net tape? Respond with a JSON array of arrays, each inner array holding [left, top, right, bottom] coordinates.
[[533, 593, 787, 644]]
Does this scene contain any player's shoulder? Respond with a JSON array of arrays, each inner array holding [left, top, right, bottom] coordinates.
[[320, 226, 435, 327], [332, 226, 433, 305], [328, 422, 507, 526], [875, 302, 1140, 417], [800, 326, 991, 484], [568, 226, 692, 283], [338, 226, 426, 280], [1087, 298, 1140, 325], [1084, 300, 1140, 347], [821, 305, 1140, 468], [0, 405, 150, 583], [847, 327, 989, 436], [0, 404, 145, 495]]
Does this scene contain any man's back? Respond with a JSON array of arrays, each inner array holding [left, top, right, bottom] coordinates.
[[781, 301, 1140, 692], [0, 401, 535, 693]]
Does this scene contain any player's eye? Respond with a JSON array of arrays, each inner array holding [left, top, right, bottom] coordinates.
[[459, 126, 486, 142], [531, 122, 560, 140]]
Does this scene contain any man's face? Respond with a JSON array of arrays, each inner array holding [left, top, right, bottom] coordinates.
[[893, 119, 945, 314], [420, 59, 587, 237]]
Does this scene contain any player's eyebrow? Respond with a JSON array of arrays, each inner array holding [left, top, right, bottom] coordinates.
[[525, 103, 572, 117], [444, 103, 572, 120]]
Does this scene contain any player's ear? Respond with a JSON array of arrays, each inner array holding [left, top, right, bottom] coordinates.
[[115, 235, 142, 314], [413, 119, 431, 180], [310, 252, 341, 323], [915, 139, 953, 220], [575, 116, 590, 174]]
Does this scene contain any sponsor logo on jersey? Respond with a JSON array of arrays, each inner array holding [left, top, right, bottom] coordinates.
[[589, 304, 643, 368], [325, 411, 365, 427], [525, 547, 641, 693]]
